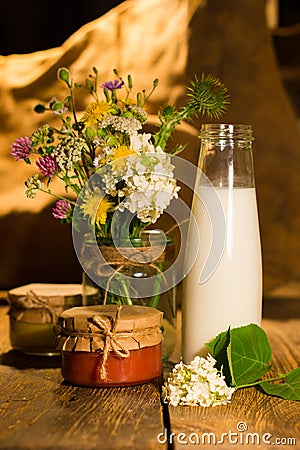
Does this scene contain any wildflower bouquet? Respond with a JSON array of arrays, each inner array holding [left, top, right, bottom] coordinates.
[[10, 67, 229, 241], [10, 67, 229, 320]]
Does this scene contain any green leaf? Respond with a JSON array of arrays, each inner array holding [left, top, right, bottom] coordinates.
[[170, 144, 187, 156], [52, 102, 65, 111], [85, 127, 96, 142], [228, 324, 272, 387], [206, 327, 232, 385], [259, 368, 300, 401]]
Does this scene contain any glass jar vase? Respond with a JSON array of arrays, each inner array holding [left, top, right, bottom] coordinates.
[[81, 230, 177, 361]]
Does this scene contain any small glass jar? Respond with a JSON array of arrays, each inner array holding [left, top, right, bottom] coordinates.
[[56, 304, 163, 387], [8, 284, 83, 356]]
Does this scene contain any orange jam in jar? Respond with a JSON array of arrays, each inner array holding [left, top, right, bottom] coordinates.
[[56, 305, 163, 387]]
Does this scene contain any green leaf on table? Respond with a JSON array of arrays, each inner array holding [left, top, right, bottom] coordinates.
[[259, 368, 300, 401], [206, 327, 232, 384], [227, 324, 272, 387]]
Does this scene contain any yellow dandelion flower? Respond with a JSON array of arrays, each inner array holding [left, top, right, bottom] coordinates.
[[80, 191, 114, 226], [95, 197, 115, 226], [110, 145, 136, 172], [81, 101, 114, 127], [110, 145, 136, 161]]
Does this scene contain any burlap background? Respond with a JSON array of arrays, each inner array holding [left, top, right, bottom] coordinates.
[[1, 0, 300, 298]]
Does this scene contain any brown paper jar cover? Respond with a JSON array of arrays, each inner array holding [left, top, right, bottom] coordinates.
[[8, 283, 83, 356], [56, 304, 163, 387], [8, 283, 83, 324]]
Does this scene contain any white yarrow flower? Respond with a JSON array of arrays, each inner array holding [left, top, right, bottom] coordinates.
[[51, 136, 85, 172], [25, 174, 44, 198], [99, 115, 142, 134], [162, 355, 235, 407]]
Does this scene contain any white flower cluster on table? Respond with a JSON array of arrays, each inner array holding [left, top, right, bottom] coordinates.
[[162, 354, 235, 407]]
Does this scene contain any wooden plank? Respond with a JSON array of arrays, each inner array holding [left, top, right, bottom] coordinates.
[[2, 301, 300, 450], [263, 281, 300, 318], [0, 306, 166, 450], [166, 317, 300, 449]]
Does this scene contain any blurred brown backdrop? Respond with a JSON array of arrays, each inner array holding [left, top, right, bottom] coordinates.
[[1, 0, 300, 304]]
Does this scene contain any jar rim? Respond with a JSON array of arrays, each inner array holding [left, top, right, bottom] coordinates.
[[85, 229, 174, 247], [200, 123, 254, 141], [131, 230, 174, 246]]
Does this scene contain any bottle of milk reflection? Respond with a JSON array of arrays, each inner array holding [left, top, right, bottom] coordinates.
[[182, 124, 262, 363]]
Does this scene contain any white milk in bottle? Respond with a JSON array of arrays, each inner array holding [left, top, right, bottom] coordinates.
[[182, 124, 262, 363]]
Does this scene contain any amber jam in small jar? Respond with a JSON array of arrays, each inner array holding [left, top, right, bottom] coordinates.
[[56, 305, 163, 387], [8, 284, 82, 356]]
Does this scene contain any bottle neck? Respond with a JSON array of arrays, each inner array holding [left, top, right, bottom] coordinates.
[[198, 124, 255, 188], [200, 124, 254, 141]]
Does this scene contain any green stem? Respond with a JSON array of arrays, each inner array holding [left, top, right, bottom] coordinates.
[[80, 149, 94, 180], [150, 262, 163, 308], [68, 84, 80, 129], [235, 373, 287, 390], [142, 79, 159, 106], [154, 105, 194, 150], [119, 279, 132, 305], [37, 188, 76, 205], [73, 163, 89, 188]]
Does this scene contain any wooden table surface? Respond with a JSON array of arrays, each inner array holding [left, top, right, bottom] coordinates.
[[0, 302, 300, 450]]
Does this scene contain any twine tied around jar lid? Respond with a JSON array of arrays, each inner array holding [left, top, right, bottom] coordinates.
[[90, 305, 130, 380], [56, 305, 163, 381], [9, 290, 57, 323]]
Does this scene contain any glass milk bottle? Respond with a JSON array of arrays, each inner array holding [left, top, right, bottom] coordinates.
[[182, 124, 262, 363]]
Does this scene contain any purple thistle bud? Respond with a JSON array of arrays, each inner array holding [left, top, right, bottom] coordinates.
[[101, 79, 125, 91], [36, 155, 59, 177], [10, 137, 32, 161], [52, 200, 71, 220]]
